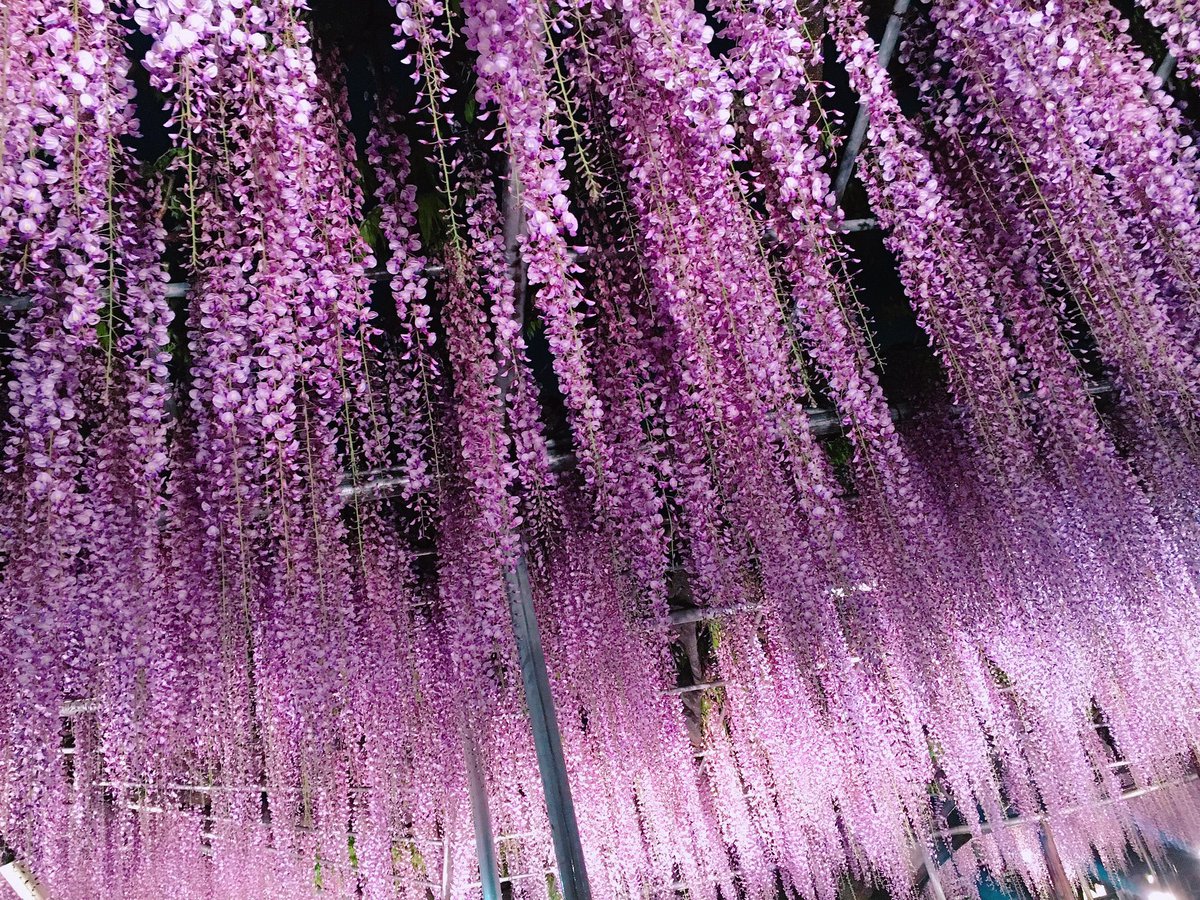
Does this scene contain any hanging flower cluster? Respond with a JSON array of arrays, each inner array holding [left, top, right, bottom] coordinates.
[[2, 0, 1200, 898], [1138, 0, 1200, 83]]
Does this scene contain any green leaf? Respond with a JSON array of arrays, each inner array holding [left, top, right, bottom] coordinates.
[[357, 154, 380, 204], [96, 287, 117, 355], [417, 191, 448, 251], [96, 317, 113, 356], [825, 434, 854, 468], [392, 840, 427, 875], [524, 309, 544, 340], [145, 146, 185, 177], [700, 691, 713, 727], [359, 206, 385, 255]]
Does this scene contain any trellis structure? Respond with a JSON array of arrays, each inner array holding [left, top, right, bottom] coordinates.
[[4, 0, 1200, 897]]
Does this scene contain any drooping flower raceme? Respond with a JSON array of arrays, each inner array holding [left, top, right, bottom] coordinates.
[[2, 2, 1200, 899]]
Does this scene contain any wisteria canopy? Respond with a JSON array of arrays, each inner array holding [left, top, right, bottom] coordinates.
[[2, 0, 1200, 897]]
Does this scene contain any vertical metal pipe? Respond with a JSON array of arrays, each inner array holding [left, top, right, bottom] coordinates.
[[441, 807, 455, 900], [919, 843, 948, 900], [497, 170, 591, 899], [1155, 53, 1177, 85], [504, 557, 592, 900], [463, 731, 502, 900], [832, 0, 914, 200], [1041, 823, 1075, 900], [0, 861, 47, 900]]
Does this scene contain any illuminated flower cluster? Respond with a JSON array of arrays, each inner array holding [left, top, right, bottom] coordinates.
[[2, 1, 1200, 899], [1138, 0, 1200, 83]]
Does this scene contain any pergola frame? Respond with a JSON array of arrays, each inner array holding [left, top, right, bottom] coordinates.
[[8, 1, 1190, 897]]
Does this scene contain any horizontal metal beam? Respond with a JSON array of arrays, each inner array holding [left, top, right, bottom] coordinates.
[[839, 217, 879, 233], [59, 699, 99, 716], [667, 602, 757, 627], [937, 773, 1198, 839], [338, 380, 1107, 501], [665, 680, 726, 695], [0, 223, 890, 315]]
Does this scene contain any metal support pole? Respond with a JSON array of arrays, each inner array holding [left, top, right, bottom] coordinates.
[[919, 843, 948, 900], [0, 861, 47, 900], [440, 847, 452, 898], [498, 169, 591, 900], [462, 731, 502, 900], [1155, 53, 1177, 85], [1041, 823, 1076, 900], [832, 0, 913, 200], [505, 557, 592, 900]]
